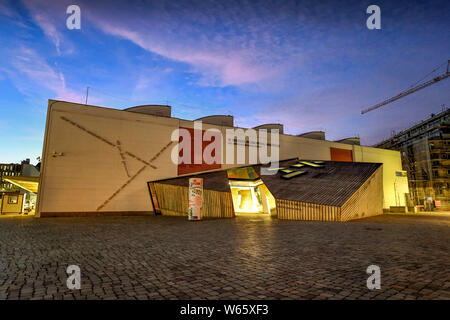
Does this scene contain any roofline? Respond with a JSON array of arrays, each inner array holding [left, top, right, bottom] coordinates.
[[124, 104, 171, 110], [46, 100, 404, 151], [253, 123, 283, 127], [297, 130, 325, 135], [195, 115, 233, 120]]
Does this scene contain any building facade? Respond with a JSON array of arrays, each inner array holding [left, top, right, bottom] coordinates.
[[35, 100, 409, 219], [0, 163, 22, 192], [376, 108, 450, 210], [0, 159, 40, 214]]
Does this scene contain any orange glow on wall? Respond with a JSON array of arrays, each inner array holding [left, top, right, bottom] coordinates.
[[330, 147, 353, 162]]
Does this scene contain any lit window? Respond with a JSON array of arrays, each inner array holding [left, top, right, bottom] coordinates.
[[8, 195, 18, 204]]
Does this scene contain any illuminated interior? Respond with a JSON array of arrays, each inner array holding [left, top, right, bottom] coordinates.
[[229, 179, 276, 214], [1, 176, 39, 215]]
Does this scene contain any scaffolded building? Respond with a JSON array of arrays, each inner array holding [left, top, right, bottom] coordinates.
[[376, 108, 450, 210]]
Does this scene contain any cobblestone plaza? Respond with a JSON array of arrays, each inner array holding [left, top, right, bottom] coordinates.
[[0, 214, 448, 300]]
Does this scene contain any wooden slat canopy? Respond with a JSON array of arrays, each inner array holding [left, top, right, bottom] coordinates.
[[1, 176, 39, 193]]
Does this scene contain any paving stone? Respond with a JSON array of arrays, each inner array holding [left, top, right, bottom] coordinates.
[[0, 214, 448, 300]]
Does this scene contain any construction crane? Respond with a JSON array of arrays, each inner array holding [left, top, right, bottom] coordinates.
[[361, 60, 450, 114]]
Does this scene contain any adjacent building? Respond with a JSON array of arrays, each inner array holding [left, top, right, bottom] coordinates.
[[0, 163, 22, 192], [0, 159, 40, 214], [376, 108, 449, 210], [35, 100, 409, 220]]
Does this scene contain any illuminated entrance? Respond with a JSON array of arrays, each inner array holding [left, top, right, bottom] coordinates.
[[227, 167, 276, 215], [148, 159, 384, 221]]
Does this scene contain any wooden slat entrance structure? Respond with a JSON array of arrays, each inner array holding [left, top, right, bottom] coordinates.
[[148, 160, 384, 222], [151, 183, 234, 218]]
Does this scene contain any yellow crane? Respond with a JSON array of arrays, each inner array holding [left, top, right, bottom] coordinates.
[[361, 60, 450, 114]]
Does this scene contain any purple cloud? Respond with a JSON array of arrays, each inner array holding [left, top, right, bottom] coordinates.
[[7, 47, 85, 103]]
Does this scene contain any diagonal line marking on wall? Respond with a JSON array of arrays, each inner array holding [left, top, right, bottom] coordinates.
[[96, 141, 174, 211], [116, 140, 130, 178], [60, 116, 157, 169]]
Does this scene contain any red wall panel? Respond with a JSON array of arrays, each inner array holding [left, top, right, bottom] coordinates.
[[330, 147, 353, 162], [177, 127, 221, 175]]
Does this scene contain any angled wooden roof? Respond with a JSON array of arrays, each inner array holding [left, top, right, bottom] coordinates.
[[255, 159, 381, 207], [150, 159, 382, 207]]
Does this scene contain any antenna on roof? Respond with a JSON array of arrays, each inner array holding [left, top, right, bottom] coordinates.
[[85, 86, 89, 105]]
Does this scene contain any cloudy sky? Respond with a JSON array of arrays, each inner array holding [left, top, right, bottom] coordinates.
[[1, 0, 449, 164]]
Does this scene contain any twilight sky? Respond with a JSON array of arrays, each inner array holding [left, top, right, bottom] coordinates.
[[1, 0, 449, 164]]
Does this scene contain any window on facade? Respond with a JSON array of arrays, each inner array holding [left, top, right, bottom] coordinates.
[[8, 196, 18, 204]]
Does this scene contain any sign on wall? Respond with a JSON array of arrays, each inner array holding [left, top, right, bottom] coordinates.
[[188, 178, 203, 221]]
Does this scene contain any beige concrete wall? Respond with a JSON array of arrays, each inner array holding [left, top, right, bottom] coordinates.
[[353, 145, 409, 207], [37, 100, 408, 216], [37, 101, 180, 216]]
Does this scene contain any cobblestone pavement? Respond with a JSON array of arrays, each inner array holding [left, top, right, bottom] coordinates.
[[0, 214, 449, 300]]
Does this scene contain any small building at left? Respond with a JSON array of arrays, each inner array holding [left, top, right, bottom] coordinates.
[[0, 159, 39, 215]]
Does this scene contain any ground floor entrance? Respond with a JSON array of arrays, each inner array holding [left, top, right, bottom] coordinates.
[[229, 179, 276, 215]]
